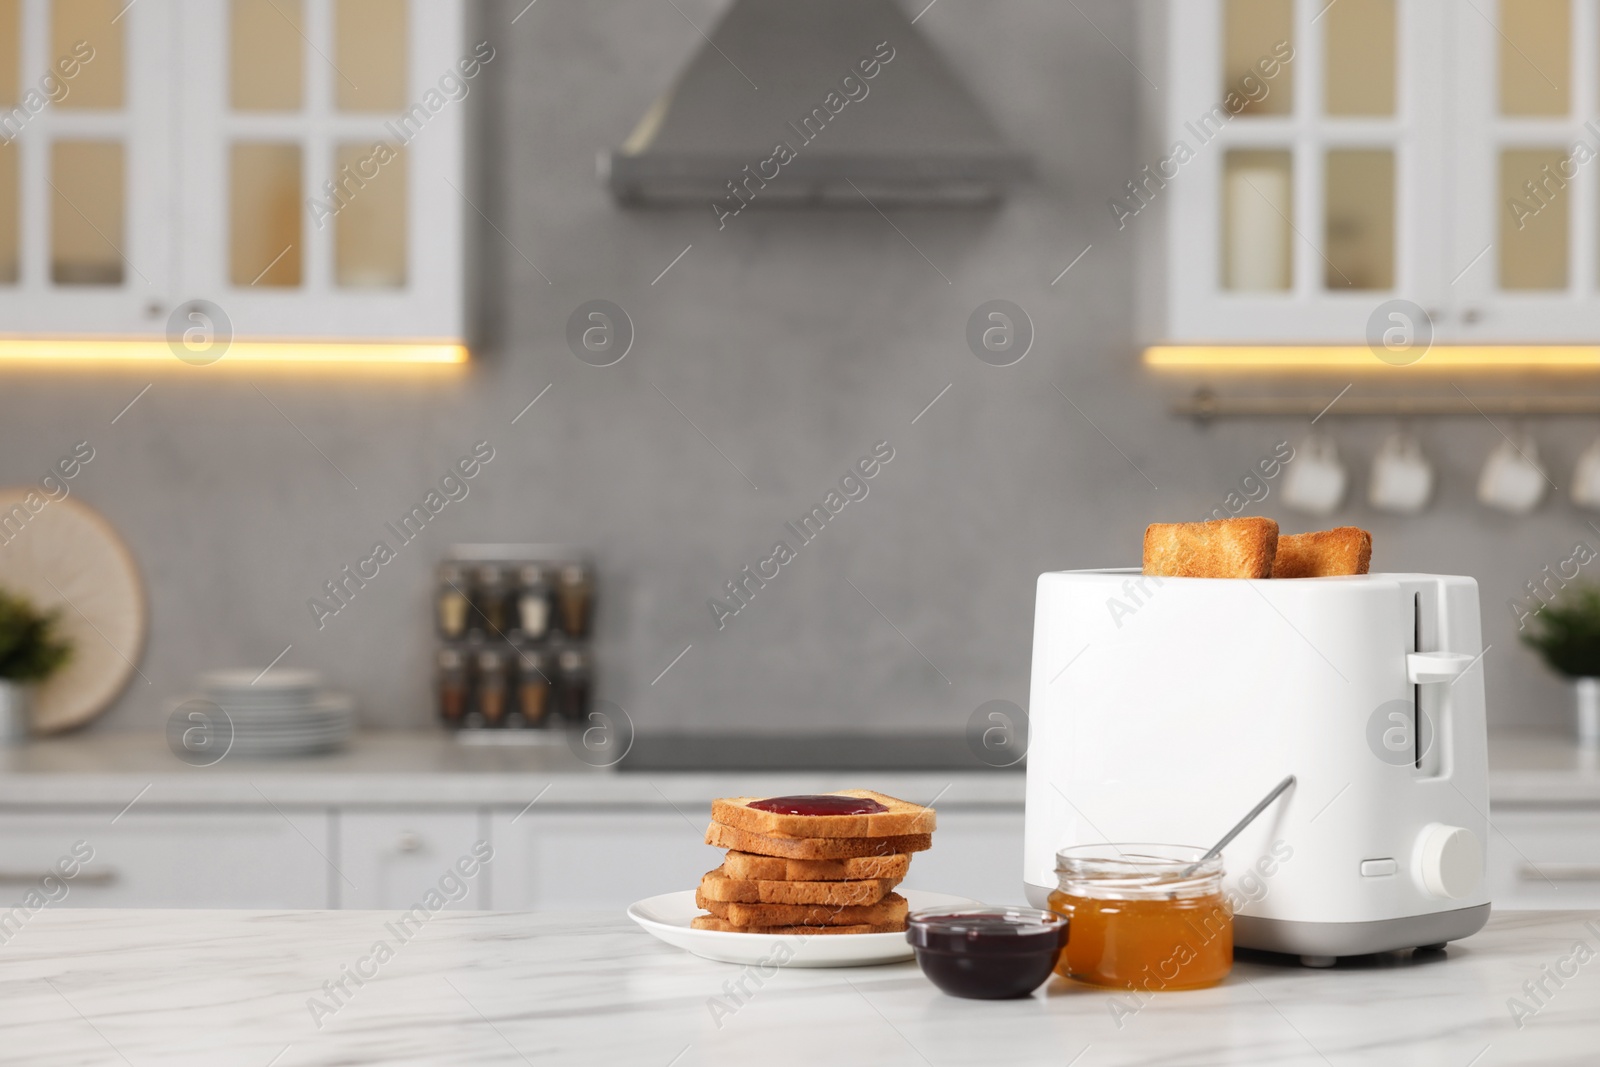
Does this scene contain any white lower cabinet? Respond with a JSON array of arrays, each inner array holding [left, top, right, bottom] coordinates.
[[0, 809, 333, 909], [488, 810, 724, 911], [336, 810, 489, 910], [41, 800, 1595, 914], [1488, 808, 1600, 911]]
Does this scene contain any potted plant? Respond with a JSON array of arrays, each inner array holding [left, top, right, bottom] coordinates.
[[1521, 585, 1600, 747], [0, 589, 72, 743]]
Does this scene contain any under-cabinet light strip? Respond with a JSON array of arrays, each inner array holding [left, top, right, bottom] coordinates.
[[1144, 346, 1600, 370], [0, 340, 469, 364]]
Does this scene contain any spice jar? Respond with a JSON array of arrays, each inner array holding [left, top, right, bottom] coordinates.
[[436, 648, 469, 727], [474, 565, 511, 635], [1048, 844, 1232, 991], [555, 647, 590, 722], [516, 565, 553, 642], [475, 649, 509, 728], [436, 564, 471, 640], [516, 648, 551, 727], [556, 564, 593, 638]]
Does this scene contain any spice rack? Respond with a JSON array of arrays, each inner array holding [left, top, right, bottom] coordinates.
[[434, 544, 595, 742]]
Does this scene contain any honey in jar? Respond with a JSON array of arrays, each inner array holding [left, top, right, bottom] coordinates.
[[1048, 844, 1232, 991]]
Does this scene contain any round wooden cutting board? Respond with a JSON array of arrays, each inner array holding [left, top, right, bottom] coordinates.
[[0, 490, 146, 734]]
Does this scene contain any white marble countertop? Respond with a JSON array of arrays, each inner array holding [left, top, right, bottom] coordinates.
[[0, 728, 1593, 808], [4, 907, 1596, 1066], [0, 731, 1023, 807]]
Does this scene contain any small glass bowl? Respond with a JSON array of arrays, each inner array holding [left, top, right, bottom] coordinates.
[[905, 907, 1069, 999]]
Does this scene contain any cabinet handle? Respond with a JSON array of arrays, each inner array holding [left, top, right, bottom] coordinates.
[[0, 870, 116, 886], [397, 832, 422, 853], [1519, 864, 1600, 883]]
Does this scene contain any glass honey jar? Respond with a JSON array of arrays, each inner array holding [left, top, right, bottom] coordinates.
[[1048, 844, 1232, 991]]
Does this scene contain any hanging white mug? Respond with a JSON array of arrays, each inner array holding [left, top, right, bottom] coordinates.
[[1282, 435, 1348, 516], [1477, 435, 1548, 514], [1369, 432, 1435, 514], [1573, 437, 1600, 511]]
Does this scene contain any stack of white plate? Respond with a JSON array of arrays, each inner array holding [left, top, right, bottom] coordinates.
[[193, 669, 354, 759]]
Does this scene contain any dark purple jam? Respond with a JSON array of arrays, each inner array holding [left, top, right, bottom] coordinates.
[[906, 909, 1068, 1000], [747, 794, 889, 816]]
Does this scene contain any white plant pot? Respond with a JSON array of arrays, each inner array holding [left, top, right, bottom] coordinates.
[[1575, 677, 1600, 749], [0, 681, 31, 745]]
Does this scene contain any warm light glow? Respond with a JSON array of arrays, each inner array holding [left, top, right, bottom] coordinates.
[[0, 338, 468, 364], [1144, 345, 1600, 371]]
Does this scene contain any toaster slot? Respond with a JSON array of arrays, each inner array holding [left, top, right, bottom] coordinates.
[[1410, 586, 1447, 778], [1413, 592, 1421, 771]]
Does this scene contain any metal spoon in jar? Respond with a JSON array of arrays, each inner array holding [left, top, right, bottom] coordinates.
[[1184, 775, 1297, 876]]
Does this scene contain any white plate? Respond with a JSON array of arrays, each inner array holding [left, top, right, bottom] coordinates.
[[627, 888, 982, 968], [200, 668, 323, 692]]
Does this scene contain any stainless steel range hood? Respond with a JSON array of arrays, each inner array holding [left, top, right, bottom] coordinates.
[[602, 0, 1031, 208]]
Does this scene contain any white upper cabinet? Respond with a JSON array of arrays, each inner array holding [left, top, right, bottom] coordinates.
[[0, 0, 467, 344], [1150, 0, 1599, 345], [1452, 0, 1599, 341]]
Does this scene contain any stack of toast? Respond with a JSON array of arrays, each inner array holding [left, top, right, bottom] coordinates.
[[693, 789, 935, 935], [1142, 518, 1372, 579]]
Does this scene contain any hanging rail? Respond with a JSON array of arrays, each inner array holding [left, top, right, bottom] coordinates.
[[1172, 388, 1600, 423]]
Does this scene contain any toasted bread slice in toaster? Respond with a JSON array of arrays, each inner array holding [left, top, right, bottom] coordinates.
[[711, 790, 935, 839], [1273, 527, 1372, 578], [721, 850, 913, 883], [1142, 517, 1279, 578], [690, 915, 905, 935], [705, 823, 932, 860]]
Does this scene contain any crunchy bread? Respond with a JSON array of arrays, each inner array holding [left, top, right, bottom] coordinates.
[[721, 851, 913, 883], [706, 822, 932, 860], [711, 790, 935, 839], [690, 915, 906, 935], [698, 866, 899, 907], [1273, 527, 1372, 578], [698, 892, 909, 929], [1142, 517, 1279, 579]]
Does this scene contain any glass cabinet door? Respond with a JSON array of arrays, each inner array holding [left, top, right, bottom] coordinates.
[[1450, 0, 1597, 341], [0, 0, 173, 336], [177, 0, 465, 341], [1160, 0, 1447, 343]]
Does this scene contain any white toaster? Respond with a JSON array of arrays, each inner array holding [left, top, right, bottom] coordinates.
[[1022, 569, 1491, 964]]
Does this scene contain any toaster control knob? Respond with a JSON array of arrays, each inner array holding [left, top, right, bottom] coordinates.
[[1415, 824, 1482, 899]]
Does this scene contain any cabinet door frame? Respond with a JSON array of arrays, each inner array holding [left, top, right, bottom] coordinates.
[[175, 0, 466, 342], [1161, 0, 1448, 343], [0, 0, 174, 336], [1448, 0, 1600, 342]]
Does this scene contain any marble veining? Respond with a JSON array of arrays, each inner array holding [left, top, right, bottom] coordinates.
[[0, 908, 1596, 1065]]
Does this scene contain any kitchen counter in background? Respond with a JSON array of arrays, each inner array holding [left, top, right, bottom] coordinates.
[[0, 729, 1593, 913], [0, 730, 1022, 806], [7, 908, 1595, 1065], [0, 728, 1592, 804]]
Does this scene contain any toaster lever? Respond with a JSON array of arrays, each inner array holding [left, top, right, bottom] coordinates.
[[1407, 652, 1475, 684]]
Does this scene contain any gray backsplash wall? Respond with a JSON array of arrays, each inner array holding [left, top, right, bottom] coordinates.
[[2, 0, 1590, 735]]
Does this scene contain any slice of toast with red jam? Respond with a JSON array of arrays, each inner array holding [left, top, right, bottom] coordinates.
[[720, 850, 913, 883], [697, 865, 900, 906], [710, 790, 935, 839], [705, 822, 932, 860], [697, 891, 909, 929], [690, 915, 905, 935]]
